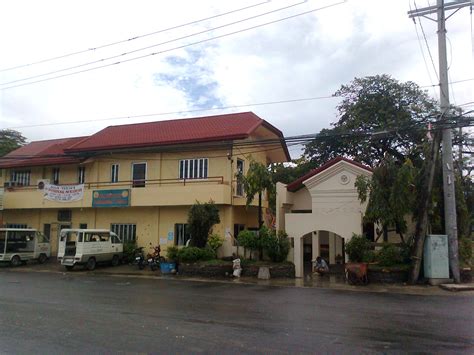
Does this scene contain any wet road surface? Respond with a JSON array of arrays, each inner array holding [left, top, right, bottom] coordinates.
[[0, 271, 472, 354]]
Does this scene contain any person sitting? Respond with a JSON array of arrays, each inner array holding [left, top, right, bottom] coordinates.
[[312, 256, 329, 275]]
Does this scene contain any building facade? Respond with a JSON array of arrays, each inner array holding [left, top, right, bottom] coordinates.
[[0, 112, 289, 256]]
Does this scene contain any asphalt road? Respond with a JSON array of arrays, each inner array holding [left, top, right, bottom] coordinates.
[[0, 271, 473, 354]]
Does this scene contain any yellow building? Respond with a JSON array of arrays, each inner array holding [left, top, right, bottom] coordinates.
[[0, 112, 290, 256]]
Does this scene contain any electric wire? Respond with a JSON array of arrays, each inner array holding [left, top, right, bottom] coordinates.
[[0, 1, 347, 91], [0, 1, 271, 73], [0, 0, 307, 87], [3, 95, 337, 130]]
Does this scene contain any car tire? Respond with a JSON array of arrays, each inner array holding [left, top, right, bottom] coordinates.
[[38, 254, 47, 264], [111, 255, 120, 267], [86, 258, 96, 271], [10, 255, 21, 267]]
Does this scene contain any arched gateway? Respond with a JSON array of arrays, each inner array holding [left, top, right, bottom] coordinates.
[[276, 158, 372, 277]]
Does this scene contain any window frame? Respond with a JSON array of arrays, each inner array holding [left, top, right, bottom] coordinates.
[[52, 168, 60, 185], [111, 163, 119, 183], [174, 223, 191, 246], [110, 223, 136, 243], [131, 162, 147, 188], [10, 170, 31, 186], [178, 158, 209, 180], [78, 166, 86, 184]]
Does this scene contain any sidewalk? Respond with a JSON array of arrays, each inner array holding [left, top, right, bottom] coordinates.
[[3, 260, 473, 296]]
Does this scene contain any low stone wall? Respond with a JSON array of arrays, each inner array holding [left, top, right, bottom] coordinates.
[[177, 262, 295, 278], [242, 263, 295, 278], [368, 269, 409, 283], [178, 262, 233, 277]]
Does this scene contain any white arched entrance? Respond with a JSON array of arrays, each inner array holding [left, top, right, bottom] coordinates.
[[276, 158, 372, 277]]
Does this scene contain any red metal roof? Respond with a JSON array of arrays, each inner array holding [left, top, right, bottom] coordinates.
[[66, 112, 289, 159], [0, 136, 87, 169], [0, 112, 290, 169], [286, 157, 372, 192]]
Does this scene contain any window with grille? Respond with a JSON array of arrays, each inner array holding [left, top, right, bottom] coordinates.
[[58, 210, 72, 222], [175, 223, 191, 246], [5, 223, 28, 229], [111, 164, 119, 183], [111, 223, 136, 243], [179, 158, 208, 179], [78, 167, 86, 184], [10, 171, 31, 186]]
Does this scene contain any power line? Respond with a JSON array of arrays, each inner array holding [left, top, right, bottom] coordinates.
[[3, 95, 337, 130], [0, 1, 347, 91], [410, 1, 438, 98], [420, 77, 474, 87], [0, 0, 306, 87], [2, 116, 472, 161], [0, 1, 270, 73]]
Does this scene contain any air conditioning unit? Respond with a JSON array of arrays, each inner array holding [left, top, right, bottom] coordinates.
[[3, 181, 16, 188], [37, 179, 50, 190]]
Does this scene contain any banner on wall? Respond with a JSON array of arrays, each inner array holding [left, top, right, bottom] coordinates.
[[43, 183, 84, 202]]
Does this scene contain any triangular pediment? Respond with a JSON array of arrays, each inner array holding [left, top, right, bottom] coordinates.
[[303, 160, 372, 191]]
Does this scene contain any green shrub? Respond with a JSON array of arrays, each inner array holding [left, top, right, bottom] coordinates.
[[345, 234, 371, 262], [376, 243, 402, 267], [237, 230, 259, 259], [123, 241, 138, 263], [400, 241, 413, 264], [166, 246, 179, 262], [362, 250, 377, 263], [262, 230, 290, 262], [459, 237, 472, 267], [177, 246, 215, 263], [207, 233, 224, 253], [187, 201, 220, 248]]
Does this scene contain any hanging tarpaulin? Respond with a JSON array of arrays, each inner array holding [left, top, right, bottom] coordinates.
[[43, 183, 84, 202]]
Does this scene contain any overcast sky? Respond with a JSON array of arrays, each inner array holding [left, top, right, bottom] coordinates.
[[0, 0, 472, 157]]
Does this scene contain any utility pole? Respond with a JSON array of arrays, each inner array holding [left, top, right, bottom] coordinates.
[[408, 0, 472, 283]]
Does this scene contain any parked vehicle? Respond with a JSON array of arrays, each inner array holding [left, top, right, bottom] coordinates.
[[134, 246, 146, 270], [0, 228, 50, 266], [58, 229, 123, 271]]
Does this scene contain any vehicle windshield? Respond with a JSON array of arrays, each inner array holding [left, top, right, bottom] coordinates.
[[35, 231, 49, 243]]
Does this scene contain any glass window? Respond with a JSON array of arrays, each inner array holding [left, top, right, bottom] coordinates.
[[236, 159, 245, 196], [175, 223, 191, 246], [179, 158, 208, 179], [132, 163, 146, 188], [10, 170, 31, 186], [52, 168, 60, 185], [78, 167, 86, 184], [111, 224, 136, 243], [111, 164, 119, 183]]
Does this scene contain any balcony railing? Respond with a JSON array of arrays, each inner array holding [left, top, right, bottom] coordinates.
[[4, 176, 225, 191]]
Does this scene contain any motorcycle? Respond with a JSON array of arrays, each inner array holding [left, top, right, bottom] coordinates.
[[133, 247, 146, 270], [146, 244, 165, 271]]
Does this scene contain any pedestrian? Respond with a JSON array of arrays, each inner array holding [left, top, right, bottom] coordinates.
[[312, 256, 329, 276]]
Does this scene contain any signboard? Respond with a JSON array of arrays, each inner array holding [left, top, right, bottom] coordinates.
[[92, 189, 130, 208], [44, 184, 84, 202]]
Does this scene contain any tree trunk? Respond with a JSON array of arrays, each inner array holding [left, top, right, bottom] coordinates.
[[409, 134, 441, 284], [258, 191, 263, 260]]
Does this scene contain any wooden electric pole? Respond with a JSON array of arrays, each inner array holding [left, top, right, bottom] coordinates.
[[408, 0, 472, 283]]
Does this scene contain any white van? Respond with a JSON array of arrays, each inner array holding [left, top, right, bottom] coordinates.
[[0, 228, 50, 266], [58, 229, 123, 271]]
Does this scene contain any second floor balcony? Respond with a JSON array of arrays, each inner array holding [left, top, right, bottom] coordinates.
[[2, 176, 233, 209]]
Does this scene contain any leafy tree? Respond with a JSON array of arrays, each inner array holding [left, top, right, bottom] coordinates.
[[304, 75, 438, 167], [0, 129, 27, 156], [187, 201, 220, 248], [238, 158, 273, 227], [355, 158, 417, 242]]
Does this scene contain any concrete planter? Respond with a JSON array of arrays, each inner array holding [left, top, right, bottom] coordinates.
[[178, 262, 233, 277], [368, 268, 409, 283], [242, 263, 295, 278]]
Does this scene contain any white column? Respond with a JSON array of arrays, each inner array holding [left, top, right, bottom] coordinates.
[[329, 232, 336, 264], [294, 236, 304, 278], [312, 232, 320, 260]]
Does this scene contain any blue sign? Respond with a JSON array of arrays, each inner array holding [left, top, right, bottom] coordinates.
[[92, 189, 130, 208]]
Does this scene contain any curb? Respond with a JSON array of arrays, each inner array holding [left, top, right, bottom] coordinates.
[[439, 284, 474, 292]]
